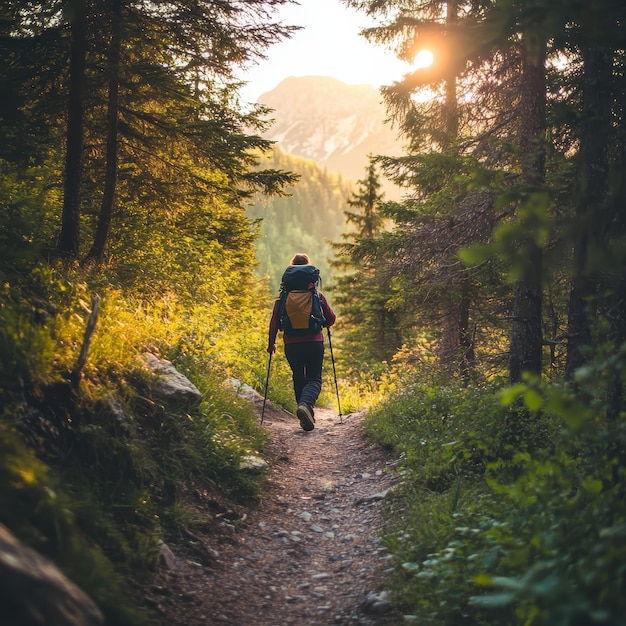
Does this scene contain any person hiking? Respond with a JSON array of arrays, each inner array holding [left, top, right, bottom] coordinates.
[[267, 253, 336, 431]]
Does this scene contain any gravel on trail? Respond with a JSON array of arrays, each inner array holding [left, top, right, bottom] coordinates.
[[150, 399, 403, 626]]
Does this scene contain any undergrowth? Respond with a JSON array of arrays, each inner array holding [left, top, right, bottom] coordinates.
[[0, 264, 276, 624], [366, 354, 626, 625]]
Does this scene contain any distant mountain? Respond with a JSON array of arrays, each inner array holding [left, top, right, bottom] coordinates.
[[257, 76, 404, 194]]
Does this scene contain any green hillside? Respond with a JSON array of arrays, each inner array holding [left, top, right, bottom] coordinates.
[[248, 146, 353, 293]]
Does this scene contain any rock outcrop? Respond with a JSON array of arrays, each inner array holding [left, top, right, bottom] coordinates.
[[258, 76, 404, 195], [0, 524, 103, 626], [142, 353, 203, 407]]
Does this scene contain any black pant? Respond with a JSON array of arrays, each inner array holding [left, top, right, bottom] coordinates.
[[284, 341, 324, 407]]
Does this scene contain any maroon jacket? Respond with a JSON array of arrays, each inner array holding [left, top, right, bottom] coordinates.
[[268, 291, 336, 350]]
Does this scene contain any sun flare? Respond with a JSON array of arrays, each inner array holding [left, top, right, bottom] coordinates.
[[414, 49, 434, 69]]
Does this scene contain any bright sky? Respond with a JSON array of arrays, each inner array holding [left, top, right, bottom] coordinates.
[[239, 0, 413, 102]]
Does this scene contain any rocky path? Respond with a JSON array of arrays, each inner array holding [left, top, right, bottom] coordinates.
[[154, 401, 402, 626]]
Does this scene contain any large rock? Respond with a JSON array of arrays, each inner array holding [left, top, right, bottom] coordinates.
[[226, 378, 264, 404], [142, 353, 203, 407], [0, 524, 103, 626]]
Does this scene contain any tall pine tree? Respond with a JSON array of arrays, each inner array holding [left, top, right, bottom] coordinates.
[[330, 157, 403, 373]]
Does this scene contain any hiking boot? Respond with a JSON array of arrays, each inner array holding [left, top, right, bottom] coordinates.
[[296, 404, 315, 431]]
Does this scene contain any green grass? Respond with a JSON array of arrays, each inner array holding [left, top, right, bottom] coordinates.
[[0, 266, 274, 624], [366, 367, 626, 625]]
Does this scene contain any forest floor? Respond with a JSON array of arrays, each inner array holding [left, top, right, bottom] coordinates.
[[148, 398, 405, 626]]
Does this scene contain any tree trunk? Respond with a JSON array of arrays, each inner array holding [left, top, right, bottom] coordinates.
[[437, 272, 475, 379], [438, 0, 464, 374], [85, 0, 122, 263], [509, 33, 546, 384], [58, 1, 87, 257], [458, 276, 475, 381], [565, 44, 612, 378], [444, 0, 459, 142], [606, 52, 626, 420], [510, 269, 543, 383], [439, 291, 459, 374]]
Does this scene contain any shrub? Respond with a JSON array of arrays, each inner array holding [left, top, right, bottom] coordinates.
[[368, 353, 626, 625]]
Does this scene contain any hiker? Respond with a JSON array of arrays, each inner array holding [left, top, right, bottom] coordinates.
[[267, 253, 336, 431]]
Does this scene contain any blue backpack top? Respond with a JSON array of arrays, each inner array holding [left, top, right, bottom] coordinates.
[[278, 265, 327, 336]]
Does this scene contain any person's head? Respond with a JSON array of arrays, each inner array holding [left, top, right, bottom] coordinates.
[[290, 253, 310, 266]]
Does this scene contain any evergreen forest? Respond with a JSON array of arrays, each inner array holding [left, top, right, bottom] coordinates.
[[247, 146, 353, 293], [1, 0, 626, 625]]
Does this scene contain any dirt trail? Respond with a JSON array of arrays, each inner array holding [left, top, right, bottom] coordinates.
[[154, 401, 402, 626]]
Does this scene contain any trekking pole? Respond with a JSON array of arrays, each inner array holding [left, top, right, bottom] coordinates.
[[261, 350, 272, 425], [326, 327, 342, 424]]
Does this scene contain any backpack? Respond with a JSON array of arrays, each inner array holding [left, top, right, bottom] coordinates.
[[278, 265, 327, 336]]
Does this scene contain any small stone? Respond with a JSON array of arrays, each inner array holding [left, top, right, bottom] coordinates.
[[239, 455, 269, 474], [158, 540, 177, 570], [361, 590, 393, 615]]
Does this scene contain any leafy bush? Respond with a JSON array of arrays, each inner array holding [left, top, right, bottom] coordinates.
[[368, 353, 626, 625], [384, 485, 516, 625], [365, 383, 512, 490]]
